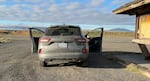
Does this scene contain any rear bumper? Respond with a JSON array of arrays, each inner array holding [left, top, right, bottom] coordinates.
[[38, 53, 88, 62]]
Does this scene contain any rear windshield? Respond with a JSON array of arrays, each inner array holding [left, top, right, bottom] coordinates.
[[45, 27, 81, 36]]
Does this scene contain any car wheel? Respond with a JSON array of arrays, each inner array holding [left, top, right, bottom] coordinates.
[[40, 61, 47, 67], [77, 61, 88, 67], [31, 42, 36, 54], [31, 43, 34, 54]]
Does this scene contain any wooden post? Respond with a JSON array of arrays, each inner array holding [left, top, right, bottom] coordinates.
[[138, 44, 150, 60], [135, 15, 140, 39]]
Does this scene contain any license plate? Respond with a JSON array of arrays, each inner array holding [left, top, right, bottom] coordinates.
[[58, 43, 67, 48]]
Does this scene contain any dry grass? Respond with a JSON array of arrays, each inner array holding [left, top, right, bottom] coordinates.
[[83, 30, 134, 37], [103, 32, 134, 37], [0, 30, 29, 36], [0, 30, 134, 37], [126, 63, 140, 73], [0, 37, 10, 43]]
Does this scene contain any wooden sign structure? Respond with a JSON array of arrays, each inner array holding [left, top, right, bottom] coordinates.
[[113, 0, 150, 60]]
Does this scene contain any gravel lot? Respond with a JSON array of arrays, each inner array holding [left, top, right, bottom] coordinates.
[[0, 35, 150, 81]]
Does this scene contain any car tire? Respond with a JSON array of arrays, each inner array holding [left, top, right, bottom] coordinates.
[[40, 61, 47, 67], [77, 61, 88, 67], [31, 42, 36, 54], [31, 43, 34, 54]]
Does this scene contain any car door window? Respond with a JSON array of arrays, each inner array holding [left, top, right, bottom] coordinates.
[[85, 28, 103, 54], [29, 28, 45, 53]]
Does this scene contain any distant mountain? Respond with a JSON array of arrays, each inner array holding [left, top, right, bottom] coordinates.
[[108, 28, 133, 32], [0, 25, 46, 31]]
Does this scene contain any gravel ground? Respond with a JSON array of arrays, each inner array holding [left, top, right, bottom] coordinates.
[[0, 36, 150, 81]]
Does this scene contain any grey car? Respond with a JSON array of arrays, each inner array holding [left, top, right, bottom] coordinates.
[[29, 25, 89, 67], [29, 25, 103, 67]]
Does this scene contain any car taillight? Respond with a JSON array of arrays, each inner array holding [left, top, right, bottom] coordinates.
[[75, 38, 86, 43], [38, 49, 42, 54], [39, 38, 51, 43], [82, 48, 87, 54]]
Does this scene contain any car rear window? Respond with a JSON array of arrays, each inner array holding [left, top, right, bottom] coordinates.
[[45, 27, 81, 36]]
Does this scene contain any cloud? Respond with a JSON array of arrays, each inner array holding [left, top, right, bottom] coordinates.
[[0, 0, 5, 1], [12, 0, 53, 3], [0, 0, 134, 25], [111, 0, 132, 6], [90, 0, 104, 7], [66, 2, 83, 10]]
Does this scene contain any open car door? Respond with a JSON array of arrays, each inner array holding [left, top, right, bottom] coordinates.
[[29, 28, 45, 53], [85, 28, 103, 54]]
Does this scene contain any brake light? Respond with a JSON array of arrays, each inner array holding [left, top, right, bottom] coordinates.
[[39, 38, 51, 43], [82, 48, 87, 54], [75, 38, 86, 43], [38, 49, 42, 54]]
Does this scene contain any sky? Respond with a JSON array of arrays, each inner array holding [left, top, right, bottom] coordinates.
[[0, 0, 135, 30]]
